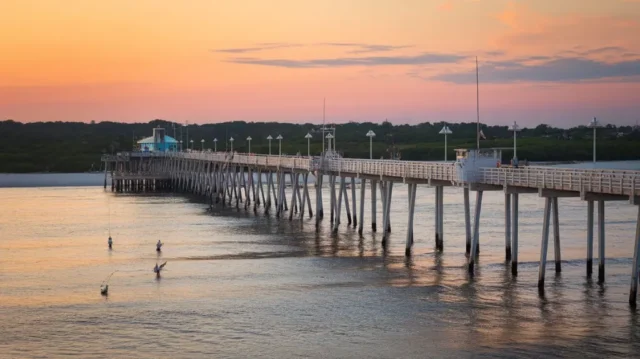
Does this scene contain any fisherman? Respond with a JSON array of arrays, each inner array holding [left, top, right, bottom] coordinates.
[[108, 236, 113, 249], [156, 240, 163, 252], [154, 263, 159, 272]]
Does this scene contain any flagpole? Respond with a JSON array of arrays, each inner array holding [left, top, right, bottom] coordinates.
[[476, 56, 480, 151]]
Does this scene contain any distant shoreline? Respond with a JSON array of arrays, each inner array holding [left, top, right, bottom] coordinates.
[[0, 173, 105, 188]]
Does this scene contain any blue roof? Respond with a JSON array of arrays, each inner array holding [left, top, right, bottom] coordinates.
[[137, 135, 178, 144]]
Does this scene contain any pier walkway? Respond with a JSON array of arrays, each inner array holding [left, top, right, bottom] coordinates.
[[102, 150, 640, 305]]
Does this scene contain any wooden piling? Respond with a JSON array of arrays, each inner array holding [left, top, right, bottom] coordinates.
[[552, 197, 562, 273], [468, 190, 483, 273], [598, 200, 606, 283], [358, 178, 366, 235], [511, 193, 519, 276], [537, 197, 553, 290], [505, 192, 512, 261], [406, 183, 417, 256], [628, 205, 640, 306]]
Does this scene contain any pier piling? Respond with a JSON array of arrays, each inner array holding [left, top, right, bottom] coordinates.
[[537, 197, 553, 290], [505, 192, 512, 261], [598, 200, 606, 283], [511, 193, 519, 276]]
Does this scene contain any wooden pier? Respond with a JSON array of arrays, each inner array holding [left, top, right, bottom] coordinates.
[[102, 150, 640, 305]]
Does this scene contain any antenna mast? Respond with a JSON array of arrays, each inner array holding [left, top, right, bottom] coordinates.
[[476, 56, 480, 151], [322, 98, 326, 155]]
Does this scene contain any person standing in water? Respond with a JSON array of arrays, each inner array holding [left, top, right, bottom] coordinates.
[[156, 240, 163, 252], [108, 237, 113, 249]]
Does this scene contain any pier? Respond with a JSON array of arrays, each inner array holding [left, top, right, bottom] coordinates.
[[102, 150, 640, 305]]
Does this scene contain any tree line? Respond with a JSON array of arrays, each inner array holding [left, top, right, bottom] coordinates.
[[0, 119, 638, 173]]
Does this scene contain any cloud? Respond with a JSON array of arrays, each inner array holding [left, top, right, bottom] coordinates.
[[431, 58, 640, 83], [317, 42, 412, 54], [214, 42, 413, 55], [226, 53, 467, 68], [212, 43, 301, 53]]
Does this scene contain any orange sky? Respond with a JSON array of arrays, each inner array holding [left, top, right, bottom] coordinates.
[[1, 0, 639, 127]]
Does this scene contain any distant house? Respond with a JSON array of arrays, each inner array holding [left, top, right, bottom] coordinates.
[[137, 127, 178, 152]]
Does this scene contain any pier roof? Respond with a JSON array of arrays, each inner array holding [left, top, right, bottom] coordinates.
[[137, 135, 178, 144]]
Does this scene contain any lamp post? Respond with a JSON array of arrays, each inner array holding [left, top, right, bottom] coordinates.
[[508, 121, 520, 164], [326, 133, 334, 153], [182, 124, 186, 150], [246, 136, 252, 153], [304, 133, 312, 157], [213, 138, 218, 152], [190, 139, 193, 150], [588, 117, 601, 163], [179, 140, 183, 152], [276, 135, 283, 156], [230, 137, 234, 152], [365, 130, 376, 159], [267, 135, 273, 155], [201, 139, 205, 151], [438, 124, 452, 161]]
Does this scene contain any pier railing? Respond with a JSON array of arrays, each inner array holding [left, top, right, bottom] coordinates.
[[323, 158, 458, 182], [481, 167, 640, 196], [104, 151, 640, 195]]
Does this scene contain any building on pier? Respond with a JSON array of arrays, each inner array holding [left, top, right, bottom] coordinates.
[[137, 127, 178, 152]]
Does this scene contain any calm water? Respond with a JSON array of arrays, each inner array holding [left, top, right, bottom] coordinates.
[[1, 177, 640, 358]]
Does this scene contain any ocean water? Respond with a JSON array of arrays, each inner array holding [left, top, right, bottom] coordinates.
[[1, 176, 640, 358]]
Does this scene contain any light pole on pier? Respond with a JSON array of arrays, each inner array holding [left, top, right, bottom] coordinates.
[[439, 125, 452, 162], [185, 122, 189, 150], [366, 130, 375, 159], [588, 117, 601, 163], [267, 135, 273, 155], [304, 133, 312, 157], [230, 137, 234, 152], [276, 135, 283, 156], [213, 138, 217, 152], [179, 140, 183, 152], [509, 121, 520, 164], [246, 136, 252, 153], [201, 139, 204, 151]]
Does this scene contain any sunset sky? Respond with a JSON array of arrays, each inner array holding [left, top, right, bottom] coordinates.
[[1, 0, 639, 127]]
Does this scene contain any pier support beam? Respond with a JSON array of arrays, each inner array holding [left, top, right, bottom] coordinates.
[[351, 177, 357, 228], [435, 186, 444, 251], [330, 175, 336, 223], [371, 180, 377, 232], [405, 183, 417, 256], [587, 200, 594, 278], [344, 178, 352, 225], [538, 197, 553, 290], [304, 173, 312, 218], [628, 205, 640, 306], [317, 173, 324, 219], [468, 190, 484, 273], [386, 182, 393, 233], [315, 172, 322, 229], [598, 200, 606, 283], [358, 178, 366, 235], [552, 197, 562, 273], [333, 176, 345, 232], [511, 193, 519, 276], [505, 192, 512, 261], [382, 181, 393, 246], [464, 187, 471, 256]]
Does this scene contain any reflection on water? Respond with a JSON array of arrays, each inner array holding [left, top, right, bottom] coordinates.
[[1, 183, 640, 358]]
